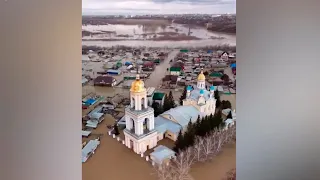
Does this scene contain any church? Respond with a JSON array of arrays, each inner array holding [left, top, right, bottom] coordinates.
[[123, 71, 217, 154]]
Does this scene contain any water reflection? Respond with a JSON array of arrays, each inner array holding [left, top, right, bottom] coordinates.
[[82, 23, 236, 47]]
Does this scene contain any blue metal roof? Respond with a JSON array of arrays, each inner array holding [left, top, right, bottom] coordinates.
[[186, 85, 193, 91], [88, 106, 103, 117], [200, 89, 204, 94], [82, 140, 99, 162], [154, 116, 182, 134], [188, 88, 211, 101], [150, 145, 175, 164], [210, 85, 216, 91], [161, 105, 200, 128]]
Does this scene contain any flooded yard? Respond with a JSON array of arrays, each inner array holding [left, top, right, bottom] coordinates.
[[82, 23, 236, 48], [82, 19, 236, 180]]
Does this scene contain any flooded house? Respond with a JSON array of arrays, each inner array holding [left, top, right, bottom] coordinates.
[[208, 77, 224, 86], [152, 92, 166, 106], [123, 80, 135, 89], [94, 76, 117, 87], [150, 145, 176, 166], [220, 51, 229, 61], [82, 139, 100, 163], [106, 69, 122, 75], [169, 67, 182, 76], [142, 61, 155, 71], [82, 76, 89, 86], [162, 75, 178, 88]]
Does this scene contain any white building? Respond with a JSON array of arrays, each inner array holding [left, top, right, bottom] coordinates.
[[123, 74, 158, 154], [123, 71, 224, 154], [183, 70, 216, 116]]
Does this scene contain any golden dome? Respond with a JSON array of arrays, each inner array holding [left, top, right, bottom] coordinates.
[[130, 75, 146, 93], [197, 70, 206, 81]]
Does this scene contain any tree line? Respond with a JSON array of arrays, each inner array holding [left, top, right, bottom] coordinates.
[[173, 111, 224, 153]]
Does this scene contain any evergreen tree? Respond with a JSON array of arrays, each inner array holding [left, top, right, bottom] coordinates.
[[173, 130, 185, 152], [194, 115, 202, 136], [114, 123, 120, 135], [198, 116, 211, 136], [208, 113, 215, 130], [152, 102, 164, 117], [227, 111, 233, 119], [214, 89, 221, 108], [163, 91, 175, 112], [179, 86, 187, 105], [221, 100, 232, 109], [184, 119, 196, 147], [163, 94, 170, 112], [168, 91, 176, 108], [212, 110, 224, 129]]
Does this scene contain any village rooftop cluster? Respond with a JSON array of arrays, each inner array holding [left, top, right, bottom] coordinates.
[[81, 46, 236, 169]]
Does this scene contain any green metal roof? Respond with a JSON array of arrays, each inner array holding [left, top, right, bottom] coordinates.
[[153, 92, 165, 100], [170, 67, 182, 72], [209, 72, 223, 77]]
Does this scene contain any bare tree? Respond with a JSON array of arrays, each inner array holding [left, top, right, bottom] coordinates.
[[201, 133, 216, 160], [223, 168, 236, 180], [193, 137, 204, 162], [154, 124, 237, 180], [172, 147, 195, 180], [153, 163, 175, 180]]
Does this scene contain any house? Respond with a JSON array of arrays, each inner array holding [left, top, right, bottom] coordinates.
[[222, 109, 236, 130], [142, 61, 155, 71], [152, 92, 166, 106], [82, 130, 92, 137], [94, 76, 117, 87], [209, 77, 224, 86], [88, 106, 104, 121], [82, 139, 100, 163], [82, 55, 90, 62], [169, 67, 182, 76], [150, 145, 176, 165], [101, 102, 115, 110], [123, 80, 135, 89], [206, 22, 213, 29], [107, 69, 122, 75], [162, 75, 178, 88], [222, 108, 236, 120], [172, 62, 184, 70], [220, 51, 229, 60], [82, 77, 89, 86]]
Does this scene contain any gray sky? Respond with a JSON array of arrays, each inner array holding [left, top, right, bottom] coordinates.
[[82, 0, 236, 15]]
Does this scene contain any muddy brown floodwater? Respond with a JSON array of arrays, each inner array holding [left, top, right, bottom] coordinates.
[[82, 113, 236, 180], [82, 114, 158, 180], [82, 48, 236, 180], [82, 23, 236, 48]]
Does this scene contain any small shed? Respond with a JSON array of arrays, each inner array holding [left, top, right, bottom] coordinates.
[[150, 145, 176, 165]]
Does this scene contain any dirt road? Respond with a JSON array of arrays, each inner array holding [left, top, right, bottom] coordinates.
[[144, 49, 180, 88]]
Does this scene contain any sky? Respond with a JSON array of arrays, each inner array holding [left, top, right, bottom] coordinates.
[[82, 0, 236, 15]]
